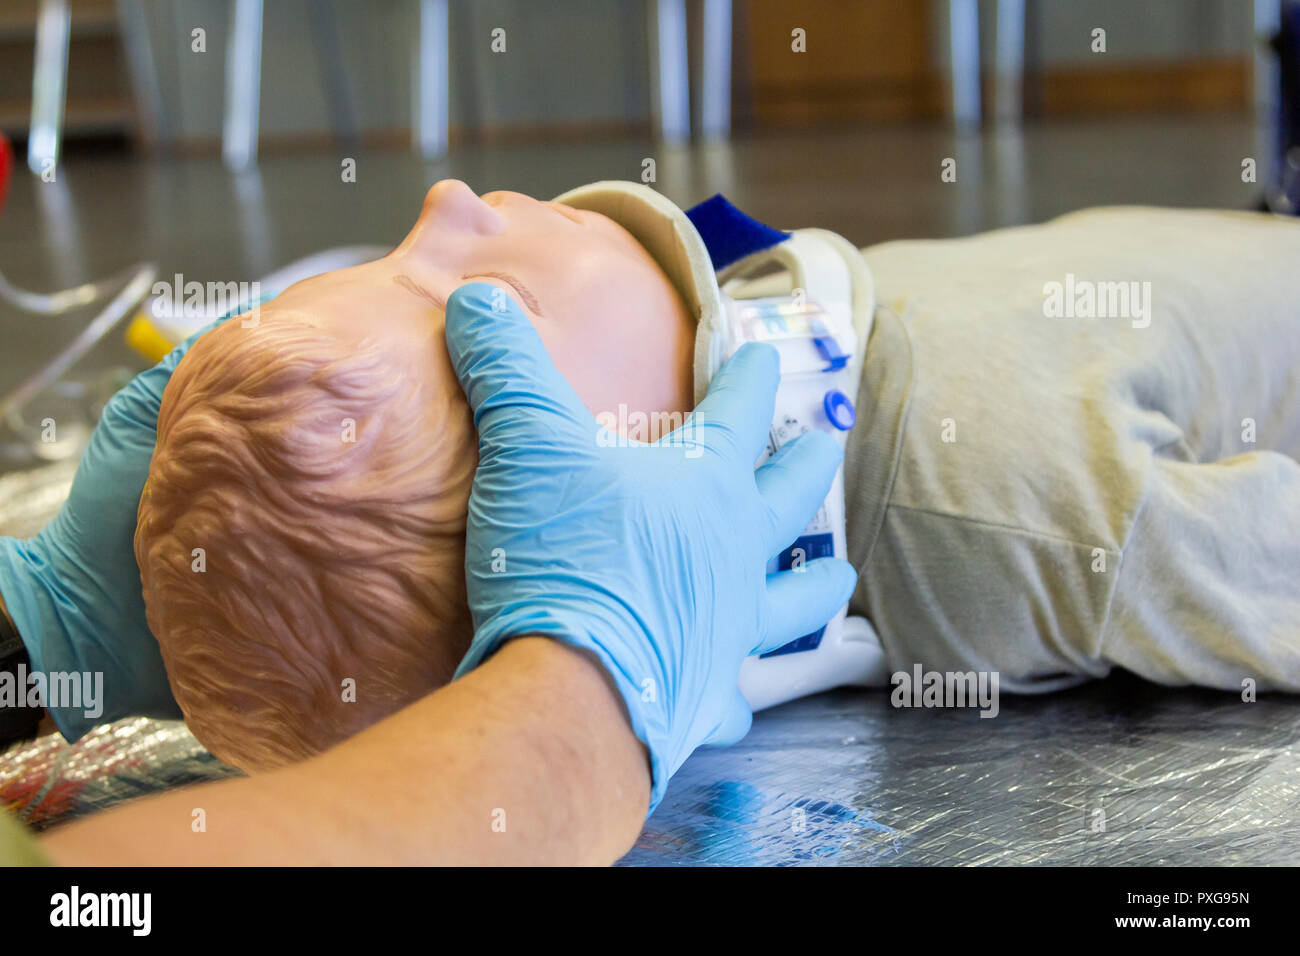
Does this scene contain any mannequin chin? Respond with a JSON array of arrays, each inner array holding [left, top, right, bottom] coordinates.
[[135, 180, 696, 772]]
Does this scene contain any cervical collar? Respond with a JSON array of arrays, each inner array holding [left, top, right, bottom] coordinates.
[[554, 181, 889, 708]]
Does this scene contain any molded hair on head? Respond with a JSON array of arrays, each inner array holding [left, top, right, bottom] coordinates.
[[135, 313, 477, 771]]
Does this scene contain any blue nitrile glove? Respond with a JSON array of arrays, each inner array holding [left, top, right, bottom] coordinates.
[[0, 301, 267, 741], [446, 283, 858, 812]]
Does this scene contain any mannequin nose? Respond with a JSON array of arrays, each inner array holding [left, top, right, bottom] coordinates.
[[419, 180, 506, 236]]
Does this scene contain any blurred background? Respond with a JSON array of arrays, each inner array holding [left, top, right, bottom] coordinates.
[[0, 0, 1297, 471]]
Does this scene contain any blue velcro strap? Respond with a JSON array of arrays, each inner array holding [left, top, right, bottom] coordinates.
[[685, 194, 790, 271]]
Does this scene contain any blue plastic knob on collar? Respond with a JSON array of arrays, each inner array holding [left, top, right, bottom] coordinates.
[[823, 389, 856, 431]]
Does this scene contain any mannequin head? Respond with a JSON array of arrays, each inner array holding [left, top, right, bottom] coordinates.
[[136, 180, 696, 771]]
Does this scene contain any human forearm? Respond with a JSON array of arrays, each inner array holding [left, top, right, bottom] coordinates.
[[41, 637, 649, 865]]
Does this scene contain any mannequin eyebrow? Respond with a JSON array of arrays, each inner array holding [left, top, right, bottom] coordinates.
[[459, 271, 543, 316], [393, 273, 446, 311]]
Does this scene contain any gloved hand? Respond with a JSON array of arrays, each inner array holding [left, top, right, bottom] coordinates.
[[446, 283, 858, 812], [0, 310, 248, 740]]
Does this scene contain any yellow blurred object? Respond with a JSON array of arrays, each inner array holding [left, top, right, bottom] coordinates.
[[124, 313, 177, 364]]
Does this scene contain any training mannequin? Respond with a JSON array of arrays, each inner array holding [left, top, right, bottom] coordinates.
[[135, 180, 695, 770], [138, 181, 1300, 775]]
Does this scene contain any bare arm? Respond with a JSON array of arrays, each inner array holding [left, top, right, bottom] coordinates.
[[41, 637, 650, 865]]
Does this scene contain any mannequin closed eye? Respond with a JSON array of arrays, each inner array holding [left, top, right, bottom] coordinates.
[[459, 271, 543, 316]]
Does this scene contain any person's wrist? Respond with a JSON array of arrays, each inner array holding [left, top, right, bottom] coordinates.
[[461, 612, 667, 810], [506, 637, 648, 753], [501, 637, 651, 816]]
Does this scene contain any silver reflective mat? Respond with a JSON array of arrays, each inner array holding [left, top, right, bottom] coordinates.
[[1, 718, 241, 831], [624, 682, 1300, 866]]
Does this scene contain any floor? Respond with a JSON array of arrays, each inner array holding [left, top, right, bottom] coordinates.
[[3, 114, 1297, 865]]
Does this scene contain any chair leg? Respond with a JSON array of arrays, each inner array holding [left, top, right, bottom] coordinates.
[[116, 0, 172, 151], [310, 0, 360, 151], [699, 0, 732, 141], [948, 0, 982, 132], [649, 0, 690, 143], [223, 0, 264, 171], [994, 0, 1024, 126], [28, 0, 71, 176], [412, 0, 449, 159]]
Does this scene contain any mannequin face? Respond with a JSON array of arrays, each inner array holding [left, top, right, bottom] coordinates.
[[257, 179, 696, 430]]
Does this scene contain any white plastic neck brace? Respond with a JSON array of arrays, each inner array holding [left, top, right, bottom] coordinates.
[[553, 181, 888, 707]]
